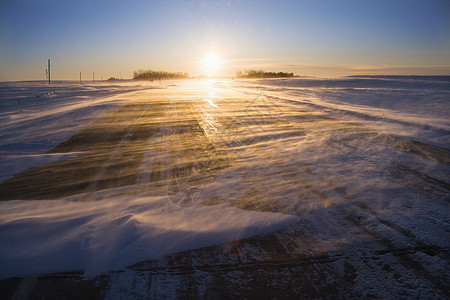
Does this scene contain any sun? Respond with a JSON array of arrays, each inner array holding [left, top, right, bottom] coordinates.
[[202, 53, 222, 77]]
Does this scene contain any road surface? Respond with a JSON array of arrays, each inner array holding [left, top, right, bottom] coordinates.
[[1, 79, 449, 299]]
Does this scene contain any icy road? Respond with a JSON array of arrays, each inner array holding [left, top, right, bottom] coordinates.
[[0, 77, 449, 298]]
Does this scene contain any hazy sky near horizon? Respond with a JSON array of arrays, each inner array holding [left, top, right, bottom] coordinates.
[[1, 0, 449, 81]]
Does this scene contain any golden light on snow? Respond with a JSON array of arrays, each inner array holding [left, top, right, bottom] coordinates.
[[202, 53, 222, 77]]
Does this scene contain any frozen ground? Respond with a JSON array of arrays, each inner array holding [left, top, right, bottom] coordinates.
[[0, 77, 449, 298]]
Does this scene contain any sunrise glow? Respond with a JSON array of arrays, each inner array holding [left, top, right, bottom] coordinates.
[[202, 53, 222, 77]]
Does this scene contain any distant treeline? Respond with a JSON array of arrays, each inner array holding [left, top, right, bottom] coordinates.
[[133, 70, 190, 80], [236, 70, 294, 78]]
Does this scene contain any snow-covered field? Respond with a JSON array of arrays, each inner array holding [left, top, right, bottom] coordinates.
[[0, 77, 449, 298]]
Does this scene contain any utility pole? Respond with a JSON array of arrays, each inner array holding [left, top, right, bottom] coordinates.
[[93, 72, 95, 82], [80, 72, 81, 84], [48, 59, 51, 85]]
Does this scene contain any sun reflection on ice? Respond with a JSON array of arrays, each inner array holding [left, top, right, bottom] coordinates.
[[197, 80, 221, 139], [206, 88, 218, 108]]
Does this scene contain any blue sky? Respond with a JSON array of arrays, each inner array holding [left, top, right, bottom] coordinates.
[[1, 0, 449, 80]]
